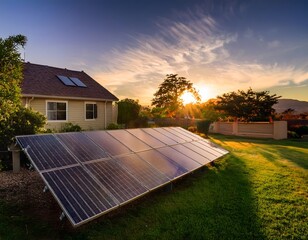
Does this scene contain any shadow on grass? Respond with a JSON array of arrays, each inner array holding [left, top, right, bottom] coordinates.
[[211, 133, 308, 169]]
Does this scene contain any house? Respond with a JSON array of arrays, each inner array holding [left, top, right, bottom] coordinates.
[[21, 62, 119, 131]]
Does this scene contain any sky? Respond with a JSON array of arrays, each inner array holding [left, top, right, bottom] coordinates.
[[1, 0, 308, 105]]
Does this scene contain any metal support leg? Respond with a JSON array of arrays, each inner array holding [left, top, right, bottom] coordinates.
[[59, 212, 66, 221]]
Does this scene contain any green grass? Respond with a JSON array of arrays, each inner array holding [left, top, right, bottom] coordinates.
[[0, 135, 307, 239]]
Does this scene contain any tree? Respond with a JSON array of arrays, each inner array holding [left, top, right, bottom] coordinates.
[[215, 88, 280, 121], [151, 74, 200, 117], [0, 35, 45, 150], [117, 98, 141, 127]]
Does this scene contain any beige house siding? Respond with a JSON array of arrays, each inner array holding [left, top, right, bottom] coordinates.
[[22, 97, 116, 131]]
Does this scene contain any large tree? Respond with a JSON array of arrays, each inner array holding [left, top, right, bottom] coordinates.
[[117, 98, 141, 126], [215, 88, 280, 121], [151, 74, 200, 117], [0, 35, 45, 150]]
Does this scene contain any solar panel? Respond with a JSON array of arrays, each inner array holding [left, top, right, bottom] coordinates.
[[57, 75, 76, 86], [84, 131, 131, 156], [107, 130, 151, 152], [115, 154, 170, 190], [143, 128, 177, 145], [16, 134, 78, 171], [127, 129, 166, 148], [69, 77, 87, 87], [153, 128, 186, 143], [43, 165, 118, 226], [56, 132, 109, 162], [157, 147, 202, 171], [16, 127, 228, 227], [85, 159, 148, 203], [137, 149, 187, 179]]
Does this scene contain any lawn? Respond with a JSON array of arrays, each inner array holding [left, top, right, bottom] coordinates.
[[0, 135, 307, 239]]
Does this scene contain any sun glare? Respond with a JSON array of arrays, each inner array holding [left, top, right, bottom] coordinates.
[[181, 91, 197, 105]]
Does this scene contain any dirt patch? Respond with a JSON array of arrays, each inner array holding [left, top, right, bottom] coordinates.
[[0, 168, 70, 229]]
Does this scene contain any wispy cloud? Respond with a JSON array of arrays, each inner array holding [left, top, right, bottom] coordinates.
[[92, 10, 308, 104]]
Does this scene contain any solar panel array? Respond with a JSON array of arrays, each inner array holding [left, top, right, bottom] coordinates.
[[16, 127, 228, 227]]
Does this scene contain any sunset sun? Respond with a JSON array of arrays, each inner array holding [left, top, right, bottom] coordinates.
[[181, 91, 197, 105]]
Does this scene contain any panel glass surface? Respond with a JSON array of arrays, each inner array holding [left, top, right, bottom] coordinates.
[[153, 128, 186, 143], [56, 133, 108, 162], [171, 144, 211, 165], [182, 142, 217, 161], [163, 127, 193, 142], [43, 166, 118, 226], [57, 75, 75, 86], [84, 131, 131, 156], [16, 135, 77, 171], [171, 127, 202, 141], [127, 129, 165, 148], [137, 150, 187, 179], [86, 159, 148, 203], [142, 128, 177, 145], [191, 141, 223, 157], [157, 147, 202, 171], [69, 77, 87, 87], [116, 154, 170, 190], [107, 130, 150, 152]]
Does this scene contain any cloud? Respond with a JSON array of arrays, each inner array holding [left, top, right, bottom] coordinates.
[[93, 11, 237, 104], [267, 40, 280, 48], [92, 9, 308, 104]]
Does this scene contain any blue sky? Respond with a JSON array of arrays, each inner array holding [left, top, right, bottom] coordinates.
[[1, 0, 308, 105]]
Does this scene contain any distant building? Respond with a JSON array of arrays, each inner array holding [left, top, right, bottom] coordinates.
[[21, 62, 118, 131]]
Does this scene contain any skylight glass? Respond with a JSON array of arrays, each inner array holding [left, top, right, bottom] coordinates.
[[69, 77, 87, 87], [57, 75, 76, 86]]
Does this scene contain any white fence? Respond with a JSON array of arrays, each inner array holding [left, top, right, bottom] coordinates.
[[209, 121, 287, 140]]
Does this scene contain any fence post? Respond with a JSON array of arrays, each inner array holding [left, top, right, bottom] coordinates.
[[232, 121, 239, 135], [9, 144, 21, 173], [273, 121, 287, 140]]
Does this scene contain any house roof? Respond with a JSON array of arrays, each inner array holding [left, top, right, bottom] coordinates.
[[22, 62, 118, 101]]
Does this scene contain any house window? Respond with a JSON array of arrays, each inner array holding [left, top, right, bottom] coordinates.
[[85, 103, 97, 120], [47, 101, 67, 121]]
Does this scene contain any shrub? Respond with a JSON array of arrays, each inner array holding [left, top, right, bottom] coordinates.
[[295, 126, 308, 137], [197, 120, 212, 136], [188, 126, 197, 133], [61, 123, 82, 132], [106, 123, 120, 130]]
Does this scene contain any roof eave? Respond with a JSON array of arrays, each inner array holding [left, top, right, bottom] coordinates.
[[22, 94, 118, 102]]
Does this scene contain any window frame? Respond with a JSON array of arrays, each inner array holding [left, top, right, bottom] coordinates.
[[85, 102, 98, 121], [46, 100, 68, 122]]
